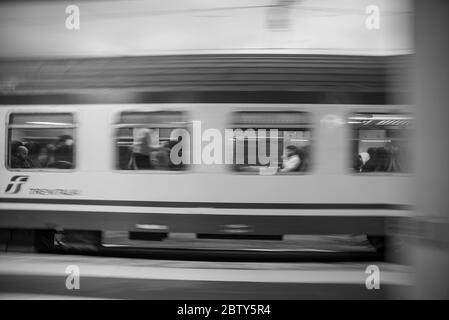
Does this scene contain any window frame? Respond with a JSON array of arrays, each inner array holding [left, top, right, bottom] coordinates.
[[5, 111, 78, 172], [227, 110, 314, 176], [113, 110, 192, 174]]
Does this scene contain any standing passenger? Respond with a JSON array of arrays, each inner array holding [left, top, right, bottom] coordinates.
[[130, 129, 164, 170]]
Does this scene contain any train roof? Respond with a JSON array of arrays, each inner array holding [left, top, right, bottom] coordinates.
[[0, 54, 412, 104]]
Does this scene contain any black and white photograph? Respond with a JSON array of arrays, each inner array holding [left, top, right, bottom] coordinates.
[[0, 0, 448, 305]]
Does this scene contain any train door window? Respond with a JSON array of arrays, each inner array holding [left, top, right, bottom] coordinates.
[[229, 111, 312, 174], [349, 113, 414, 173], [7, 113, 76, 170], [115, 111, 190, 171]]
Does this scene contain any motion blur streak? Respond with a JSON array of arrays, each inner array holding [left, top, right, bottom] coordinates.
[[412, 0, 449, 299]]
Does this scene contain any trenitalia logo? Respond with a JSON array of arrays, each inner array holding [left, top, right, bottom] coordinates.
[[4, 175, 29, 194]]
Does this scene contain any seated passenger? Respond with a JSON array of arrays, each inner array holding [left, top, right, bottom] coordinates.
[[55, 135, 74, 163], [356, 151, 370, 172], [280, 145, 301, 173], [363, 148, 377, 172], [11, 145, 33, 169], [297, 145, 311, 172], [24, 141, 41, 168], [353, 154, 363, 172], [48, 135, 74, 169], [10, 140, 23, 156]]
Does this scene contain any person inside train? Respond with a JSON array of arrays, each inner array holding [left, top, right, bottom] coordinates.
[[36, 144, 55, 168], [359, 146, 405, 173], [296, 145, 311, 172], [353, 153, 363, 172], [385, 145, 403, 172], [24, 141, 41, 168], [11, 145, 33, 169], [47, 135, 74, 169], [128, 128, 165, 170], [151, 141, 171, 169], [280, 145, 301, 172], [10, 140, 23, 158], [362, 147, 378, 172], [353, 151, 370, 172], [56, 135, 74, 161], [10, 140, 24, 168]]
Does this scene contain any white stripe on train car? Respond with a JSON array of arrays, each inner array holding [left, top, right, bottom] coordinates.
[[0, 202, 411, 216]]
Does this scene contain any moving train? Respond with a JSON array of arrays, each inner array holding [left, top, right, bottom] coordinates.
[[0, 54, 413, 251]]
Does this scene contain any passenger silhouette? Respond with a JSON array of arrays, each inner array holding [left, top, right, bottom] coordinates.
[[280, 145, 301, 172], [11, 145, 33, 169]]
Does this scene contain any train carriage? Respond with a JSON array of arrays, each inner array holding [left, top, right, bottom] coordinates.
[[0, 54, 413, 251]]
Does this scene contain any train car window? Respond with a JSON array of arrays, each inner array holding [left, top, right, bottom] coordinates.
[[115, 111, 190, 171], [349, 113, 414, 173], [229, 111, 312, 174], [7, 113, 76, 170]]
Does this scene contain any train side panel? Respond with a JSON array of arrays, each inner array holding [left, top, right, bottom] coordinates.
[[0, 104, 413, 235]]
